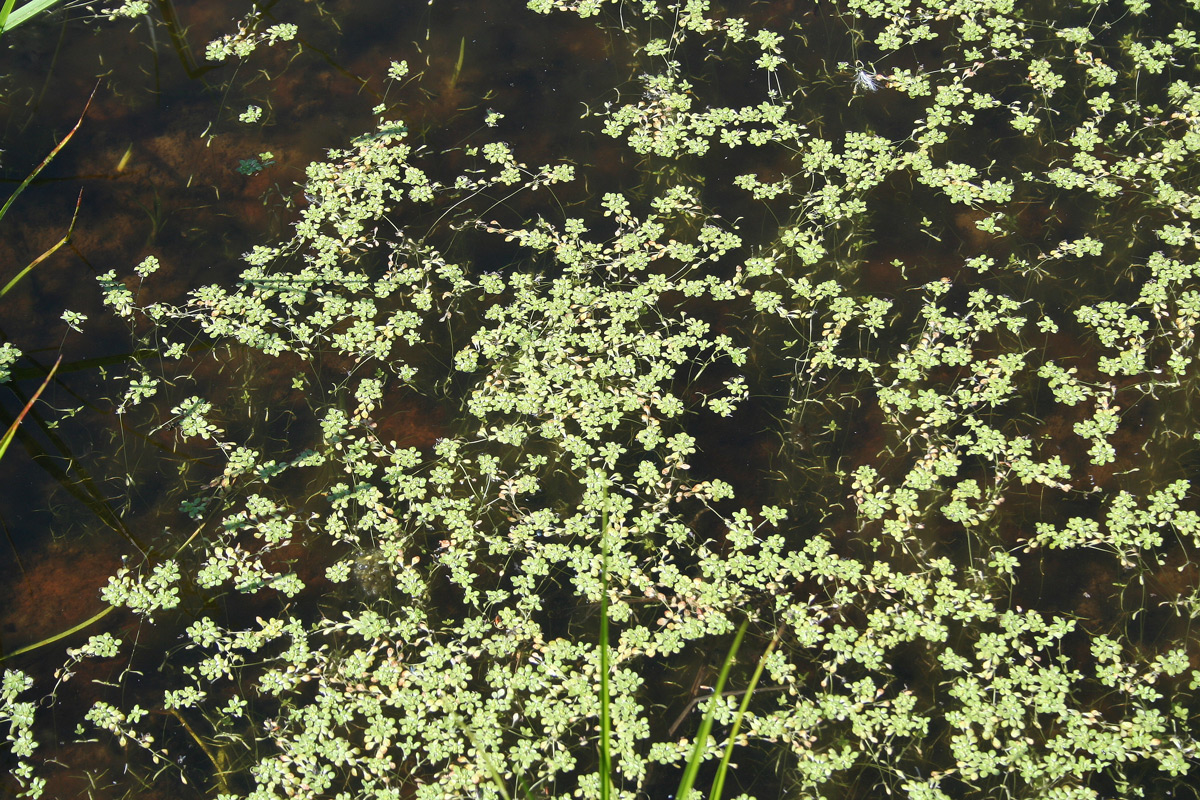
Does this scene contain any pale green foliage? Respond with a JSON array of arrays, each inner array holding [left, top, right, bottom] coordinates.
[[101, 1, 149, 19], [59, 309, 86, 332], [205, 9, 297, 63], [100, 560, 181, 619], [0, 342, 20, 383], [1, 670, 42, 798]]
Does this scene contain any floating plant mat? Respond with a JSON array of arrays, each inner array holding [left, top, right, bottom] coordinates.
[[5, 0, 1200, 798]]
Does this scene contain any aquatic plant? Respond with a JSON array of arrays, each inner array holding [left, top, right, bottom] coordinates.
[[0, 0, 65, 35], [7, 0, 1200, 799], [0, 0, 145, 35]]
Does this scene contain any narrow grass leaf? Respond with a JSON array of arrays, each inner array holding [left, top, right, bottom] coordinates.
[[0, 0, 17, 33], [0, 355, 60, 462], [0, 0, 67, 34], [459, 721, 513, 800], [709, 625, 784, 800], [676, 618, 748, 800], [1, 188, 83, 297], [0, 604, 115, 662], [598, 486, 612, 800], [0, 84, 94, 225]]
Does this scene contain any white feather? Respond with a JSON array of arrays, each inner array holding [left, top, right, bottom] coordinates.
[[855, 69, 881, 92]]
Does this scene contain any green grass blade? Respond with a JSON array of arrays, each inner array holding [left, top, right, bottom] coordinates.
[[0, 0, 18, 34], [709, 625, 783, 800], [676, 618, 748, 800], [0, 604, 115, 662], [0, 85, 94, 225], [0, 0, 67, 34], [459, 720, 512, 800], [0, 354, 60, 462], [598, 484, 612, 800], [449, 36, 465, 90], [1, 188, 82, 297]]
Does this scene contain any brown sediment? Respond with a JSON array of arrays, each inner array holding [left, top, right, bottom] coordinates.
[[371, 393, 450, 450], [33, 739, 190, 800], [0, 536, 122, 652], [953, 208, 1001, 252]]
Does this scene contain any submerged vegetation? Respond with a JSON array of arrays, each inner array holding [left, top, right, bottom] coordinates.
[[7, 0, 1200, 798]]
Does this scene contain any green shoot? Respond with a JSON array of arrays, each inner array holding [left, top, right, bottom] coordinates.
[[0, 190, 82, 297], [599, 483, 612, 800], [0, 87, 93, 226], [0, 355, 60, 462], [0, 0, 68, 38], [709, 625, 784, 800], [676, 619, 748, 800]]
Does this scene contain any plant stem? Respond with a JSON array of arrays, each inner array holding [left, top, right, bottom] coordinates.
[[599, 482, 612, 800], [676, 618, 748, 800], [709, 624, 785, 800]]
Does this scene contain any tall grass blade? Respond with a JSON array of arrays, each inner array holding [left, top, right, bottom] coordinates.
[[462, 722, 512, 800], [156, 0, 206, 79], [0, 0, 67, 34], [598, 486, 612, 800], [1, 516, 25, 577], [0, 0, 17, 34], [0, 354, 59, 462], [447, 35, 466, 91], [0, 603, 114, 662], [708, 625, 784, 800], [0, 188, 82, 297], [676, 619, 748, 800], [0, 84, 94, 225]]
